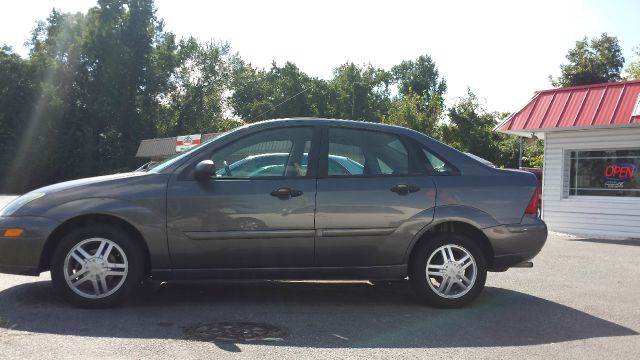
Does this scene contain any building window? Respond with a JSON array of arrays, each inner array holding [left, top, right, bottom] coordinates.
[[568, 149, 640, 197]]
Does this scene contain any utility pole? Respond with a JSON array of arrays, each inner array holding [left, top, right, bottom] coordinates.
[[518, 136, 523, 169], [352, 81, 364, 118]]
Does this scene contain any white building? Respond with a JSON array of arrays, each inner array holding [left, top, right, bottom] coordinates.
[[497, 80, 640, 239]]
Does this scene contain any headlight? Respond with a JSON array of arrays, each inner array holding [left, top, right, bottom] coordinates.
[[0, 192, 46, 217]]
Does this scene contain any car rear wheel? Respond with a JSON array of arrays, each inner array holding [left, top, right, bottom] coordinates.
[[409, 233, 487, 308], [51, 224, 144, 308]]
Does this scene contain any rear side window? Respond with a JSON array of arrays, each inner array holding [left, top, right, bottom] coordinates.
[[422, 148, 456, 175], [327, 128, 412, 176]]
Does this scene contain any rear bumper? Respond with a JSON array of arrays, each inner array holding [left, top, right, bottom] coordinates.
[[0, 216, 59, 276], [483, 216, 547, 271]]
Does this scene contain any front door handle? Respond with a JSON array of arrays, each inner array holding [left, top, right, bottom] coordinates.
[[390, 183, 420, 195], [270, 187, 303, 198]]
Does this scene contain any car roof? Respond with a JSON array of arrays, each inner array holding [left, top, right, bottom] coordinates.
[[246, 117, 420, 136]]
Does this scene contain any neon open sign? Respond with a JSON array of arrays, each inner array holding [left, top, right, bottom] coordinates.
[[604, 163, 636, 181]]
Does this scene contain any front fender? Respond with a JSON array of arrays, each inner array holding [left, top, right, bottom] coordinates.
[[39, 197, 170, 269]]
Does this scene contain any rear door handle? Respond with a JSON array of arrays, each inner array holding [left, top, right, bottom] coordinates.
[[270, 187, 303, 198], [390, 183, 420, 195]]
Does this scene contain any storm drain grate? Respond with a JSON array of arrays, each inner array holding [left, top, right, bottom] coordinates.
[[183, 322, 287, 342]]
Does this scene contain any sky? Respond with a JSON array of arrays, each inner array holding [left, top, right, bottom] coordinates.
[[1, 0, 639, 113]]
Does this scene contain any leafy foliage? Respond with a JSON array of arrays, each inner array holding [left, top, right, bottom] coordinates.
[[551, 33, 625, 87], [382, 91, 440, 137], [163, 38, 235, 135], [328, 63, 392, 121], [440, 90, 543, 169], [230, 61, 323, 122], [0, 1, 237, 192], [627, 46, 640, 80], [10, 2, 634, 192]]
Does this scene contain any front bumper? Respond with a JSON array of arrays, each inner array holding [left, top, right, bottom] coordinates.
[[483, 216, 548, 271], [0, 216, 60, 275]]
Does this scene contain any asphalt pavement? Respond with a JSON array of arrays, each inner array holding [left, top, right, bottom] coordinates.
[[0, 195, 638, 359]]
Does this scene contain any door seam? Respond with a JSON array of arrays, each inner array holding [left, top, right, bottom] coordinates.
[[313, 177, 318, 266]]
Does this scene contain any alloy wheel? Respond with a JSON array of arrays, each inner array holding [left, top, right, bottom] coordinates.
[[425, 244, 477, 299], [63, 238, 129, 299]]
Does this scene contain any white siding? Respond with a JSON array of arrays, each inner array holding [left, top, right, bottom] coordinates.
[[542, 128, 640, 238]]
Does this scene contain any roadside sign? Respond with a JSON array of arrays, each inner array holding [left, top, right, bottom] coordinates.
[[176, 134, 202, 152]]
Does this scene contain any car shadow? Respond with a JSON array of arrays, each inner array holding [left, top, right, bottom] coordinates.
[[0, 280, 636, 351]]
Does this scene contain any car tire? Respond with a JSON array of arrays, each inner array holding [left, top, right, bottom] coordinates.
[[409, 232, 487, 308], [50, 224, 145, 308]]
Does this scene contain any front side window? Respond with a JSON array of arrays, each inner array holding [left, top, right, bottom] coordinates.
[[210, 127, 313, 178], [568, 149, 640, 197], [327, 128, 410, 176]]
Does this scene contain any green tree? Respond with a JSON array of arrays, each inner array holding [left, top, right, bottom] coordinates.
[[627, 46, 640, 80], [442, 90, 499, 162], [165, 38, 234, 134], [392, 55, 445, 96], [3, 10, 90, 191], [230, 61, 320, 122], [230, 61, 390, 123], [328, 63, 391, 121], [551, 33, 625, 87], [141, 29, 180, 136], [441, 90, 542, 168], [494, 132, 544, 169], [523, 139, 544, 168], [0, 0, 543, 193], [391, 54, 446, 116], [385, 54, 446, 136], [80, 0, 159, 173], [0, 47, 36, 191], [381, 91, 440, 138], [1, 0, 173, 192]]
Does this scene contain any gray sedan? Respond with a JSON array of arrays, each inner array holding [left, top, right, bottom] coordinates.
[[0, 118, 546, 308]]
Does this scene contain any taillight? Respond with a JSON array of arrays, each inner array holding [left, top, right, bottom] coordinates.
[[525, 186, 541, 215]]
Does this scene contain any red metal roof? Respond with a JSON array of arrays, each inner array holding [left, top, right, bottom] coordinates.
[[496, 79, 640, 134]]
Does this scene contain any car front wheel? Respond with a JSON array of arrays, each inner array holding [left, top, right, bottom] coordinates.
[[409, 233, 487, 308], [51, 224, 144, 308]]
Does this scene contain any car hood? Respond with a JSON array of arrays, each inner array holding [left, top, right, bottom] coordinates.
[[34, 172, 150, 195], [7, 171, 168, 218]]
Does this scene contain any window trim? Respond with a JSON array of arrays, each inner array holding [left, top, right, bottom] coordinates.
[[565, 147, 640, 198], [178, 125, 321, 181], [317, 126, 427, 179]]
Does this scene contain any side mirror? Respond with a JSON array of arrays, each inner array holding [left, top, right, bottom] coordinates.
[[194, 160, 216, 181]]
